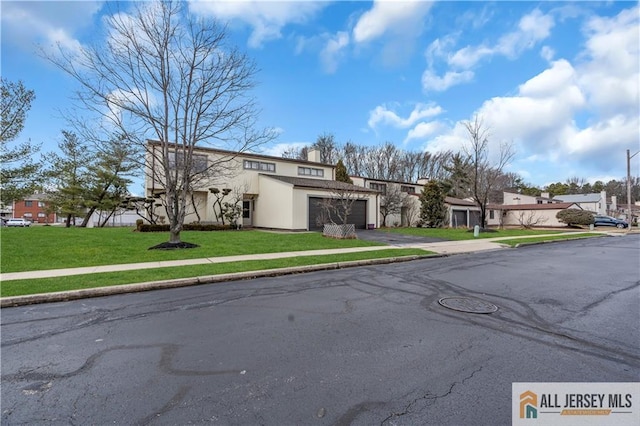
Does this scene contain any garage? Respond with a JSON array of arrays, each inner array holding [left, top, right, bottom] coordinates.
[[308, 197, 367, 231]]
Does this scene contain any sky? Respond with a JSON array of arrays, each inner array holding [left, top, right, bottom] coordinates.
[[2, 0, 639, 193]]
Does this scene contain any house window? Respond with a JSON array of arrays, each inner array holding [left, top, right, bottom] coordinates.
[[23, 212, 33, 218], [537, 200, 542, 204], [489, 210, 495, 219], [369, 183, 387, 194], [38, 212, 46, 218], [401, 186, 415, 194], [38, 201, 46, 208], [24, 200, 33, 207], [298, 167, 324, 177], [244, 160, 275, 172], [168, 152, 208, 173]]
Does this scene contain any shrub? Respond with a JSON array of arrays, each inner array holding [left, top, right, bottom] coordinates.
[[556, 209, 594, 226], [135, 219, 144, 231]]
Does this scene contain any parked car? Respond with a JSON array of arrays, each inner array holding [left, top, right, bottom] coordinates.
[[593, 215, 628, 229], [6, 218, 31, 227]]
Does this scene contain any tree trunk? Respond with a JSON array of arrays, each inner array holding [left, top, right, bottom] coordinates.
[[65, 214, 72, 228], [80, 206, 97, 227]]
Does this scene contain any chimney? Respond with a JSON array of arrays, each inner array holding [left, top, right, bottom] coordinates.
[[611, 195, 617, 212], [307, 148, 321, 163]]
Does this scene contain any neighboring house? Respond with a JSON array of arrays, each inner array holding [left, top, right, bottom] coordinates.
[[446, 197, 482, 228], [552, 191, 607, 215], [145, 142, 380, 231], [12, 193, 56, 224], [350, 176, 421, 227], [349, 176, 482, 228], [502, 191, 555, 205], [486, 202, 582, 227]]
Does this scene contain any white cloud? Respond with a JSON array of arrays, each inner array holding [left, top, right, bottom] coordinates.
[[189, 0, 326, 48], [448, 9, 554, 69], [577, 5, 640, 116], [421, 69, 474, 92], [540, 46, 555, 61], [320, 31, 350, 74], [422, 6, 639, 182], [352, 0, 433, 44], [0, 1, 100, 55], [404, 121, 443, 143], [368, 103, 443, 129]]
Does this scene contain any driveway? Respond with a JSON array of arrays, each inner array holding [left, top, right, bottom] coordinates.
[[356, 228, 447, 245], [2, 235, 638, 425]]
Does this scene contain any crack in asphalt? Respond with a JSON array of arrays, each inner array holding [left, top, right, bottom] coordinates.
[[379, 366, 484, 425], [2, 344, 242, 383]]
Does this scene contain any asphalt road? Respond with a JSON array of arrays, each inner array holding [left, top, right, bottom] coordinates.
[[2, 235, 639, 425]]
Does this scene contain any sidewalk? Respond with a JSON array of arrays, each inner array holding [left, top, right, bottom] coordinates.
[[0, 231, 604, 281], [1, 231, 620, 307]]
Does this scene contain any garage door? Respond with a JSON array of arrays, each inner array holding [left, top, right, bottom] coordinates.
[[308, 197, 367, 231]]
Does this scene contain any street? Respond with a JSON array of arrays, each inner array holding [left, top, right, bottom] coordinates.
[[2, 235, 639, 425]]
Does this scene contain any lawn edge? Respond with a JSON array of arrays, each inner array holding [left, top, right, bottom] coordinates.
[[1, 254, 443, 307]]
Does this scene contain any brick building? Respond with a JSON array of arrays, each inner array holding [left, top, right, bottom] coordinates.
[[12, 193, 56, 224]]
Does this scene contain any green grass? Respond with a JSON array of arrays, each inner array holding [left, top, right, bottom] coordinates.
[[0, 226, 383, 273], [495, 233, 603, 247], [0, 248, 431, 297], [379, 227, 563, 240]]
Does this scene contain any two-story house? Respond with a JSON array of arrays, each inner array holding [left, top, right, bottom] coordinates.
[[145, 142, 380, 231], [12, 193, 56, 224]]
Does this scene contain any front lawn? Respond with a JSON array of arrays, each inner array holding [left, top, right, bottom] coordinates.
[[0, 226, 383, 273], [0, 248, 431, 297], [379, 227, 564, 241]]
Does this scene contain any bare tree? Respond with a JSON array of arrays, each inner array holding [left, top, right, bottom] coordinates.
[[516, 211, 548, 229], [463, 116, 514, 227], [46, 1, 274, 247], [379, 184, 404, 227], [402, 196, 419, 227]]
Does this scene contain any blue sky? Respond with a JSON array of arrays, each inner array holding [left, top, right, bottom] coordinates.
[[2, 0, 639, 192]]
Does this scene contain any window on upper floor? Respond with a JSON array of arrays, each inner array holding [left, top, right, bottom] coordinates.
[[38, 201, 46, 208], [24, 200, 33, 207], [168, 151, 208, 173], [369, 182, 387, 194], [401, 186, 415, 194], [298, 167, 324, 177], [243, 160, 276, 173]]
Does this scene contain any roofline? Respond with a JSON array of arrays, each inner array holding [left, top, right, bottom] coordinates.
[[146, 140, 333, 168]]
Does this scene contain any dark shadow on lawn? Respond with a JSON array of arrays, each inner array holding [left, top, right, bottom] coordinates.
[[148, 242, 200, 250]]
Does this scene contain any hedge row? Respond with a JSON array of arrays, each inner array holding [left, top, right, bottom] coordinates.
[[138, 223, 237, 232]]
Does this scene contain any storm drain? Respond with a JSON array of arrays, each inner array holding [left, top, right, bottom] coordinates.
[[438, 296, 498, 314]]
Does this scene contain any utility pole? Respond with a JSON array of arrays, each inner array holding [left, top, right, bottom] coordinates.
[[628, 149, 639, 229]]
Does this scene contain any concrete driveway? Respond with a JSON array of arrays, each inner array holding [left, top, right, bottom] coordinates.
[[2, 235, 638, 425]]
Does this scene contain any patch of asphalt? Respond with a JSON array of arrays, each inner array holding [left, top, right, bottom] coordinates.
[[0, 254, 444, 308]]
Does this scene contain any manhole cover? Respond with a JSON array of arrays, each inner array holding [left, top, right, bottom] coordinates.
[[438, 296, 498, 314]]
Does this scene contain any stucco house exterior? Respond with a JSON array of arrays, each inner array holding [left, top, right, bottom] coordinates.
[[486, 202, 582, 227], [552, 191, 607, 215], [145, 142, 380, 231]]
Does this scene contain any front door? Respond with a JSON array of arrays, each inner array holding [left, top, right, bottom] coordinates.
[[242, 200, 252, 227]]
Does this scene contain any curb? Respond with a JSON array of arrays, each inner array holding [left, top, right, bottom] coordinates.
[[513, 234, 608, 248], [1, 253, 444, 308]]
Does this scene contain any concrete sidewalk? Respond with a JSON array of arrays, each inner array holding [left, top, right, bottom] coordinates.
[[0, 231, 616, 307], [0, 231, 602, 281]]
